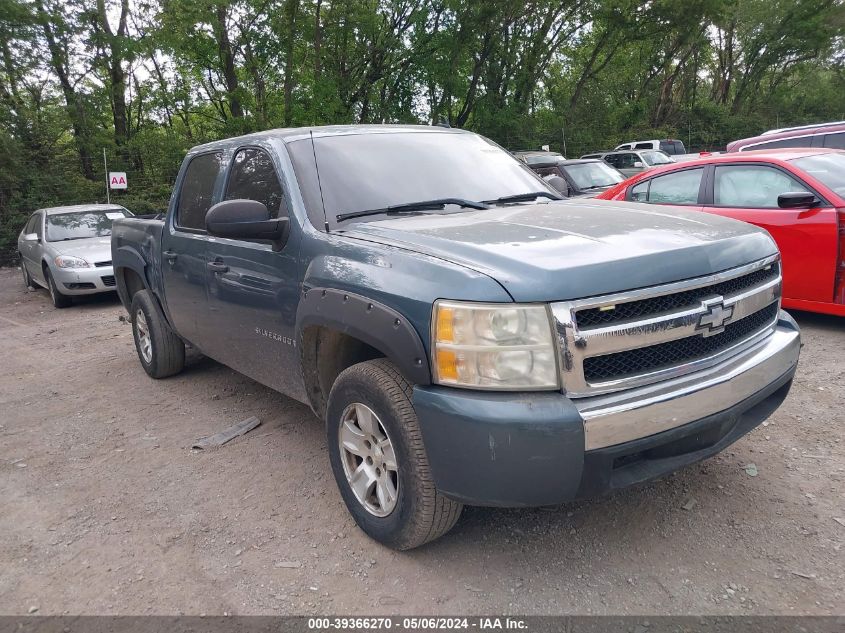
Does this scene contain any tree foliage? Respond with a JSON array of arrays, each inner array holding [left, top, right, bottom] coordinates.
[[1, 0, 843, 262]]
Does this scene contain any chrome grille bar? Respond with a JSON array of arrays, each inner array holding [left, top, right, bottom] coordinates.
[[550, 255, 782, 398]]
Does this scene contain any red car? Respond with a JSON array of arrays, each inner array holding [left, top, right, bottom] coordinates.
[[597, 148, 845, 316]]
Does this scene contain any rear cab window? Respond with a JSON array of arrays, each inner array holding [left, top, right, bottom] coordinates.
[[176, 152, 224, 231]]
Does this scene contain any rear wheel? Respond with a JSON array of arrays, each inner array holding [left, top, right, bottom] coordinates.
[[326, 359, 463, 549], [20, 260, 33, 290], [45, 268, 72, 308], [130, 289, 185, 378]]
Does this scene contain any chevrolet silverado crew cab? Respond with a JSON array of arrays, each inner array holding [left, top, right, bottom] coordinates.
[[112, 125, 800, 549]]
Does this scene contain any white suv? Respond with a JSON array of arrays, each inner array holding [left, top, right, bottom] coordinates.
[[614, 139, 687, 156]]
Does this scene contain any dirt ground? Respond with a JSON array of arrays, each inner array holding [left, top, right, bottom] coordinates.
[[0, 266, 843, 616]]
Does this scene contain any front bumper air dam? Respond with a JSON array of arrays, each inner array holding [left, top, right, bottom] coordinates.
[[413, 312, 800, 507]]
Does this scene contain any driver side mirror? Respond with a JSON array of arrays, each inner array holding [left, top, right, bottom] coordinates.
[[206, 199, 290, 250], [23, 233, 39, 242], [633, 161, 644, 168], [777, 192, 819, 209]]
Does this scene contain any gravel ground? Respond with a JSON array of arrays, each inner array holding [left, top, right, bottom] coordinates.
[[0, 267, 843, 616]]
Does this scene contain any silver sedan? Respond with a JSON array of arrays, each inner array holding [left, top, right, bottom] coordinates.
[[17, 204, 132, 308]]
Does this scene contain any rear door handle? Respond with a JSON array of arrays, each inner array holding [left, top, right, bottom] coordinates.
[[207, 261, 229, 273], [163, 250, 178, 263]]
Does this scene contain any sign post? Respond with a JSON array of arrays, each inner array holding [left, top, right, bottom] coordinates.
[[103, 149, 109, 204]]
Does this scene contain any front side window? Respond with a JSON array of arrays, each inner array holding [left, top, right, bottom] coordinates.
[[606, 153, 637, 169], [45, 209, 129, 242], [634, 142, 653, 150], [563, 162, 623, 190], [225, 148, 286, 218], [714, 165, 809, 208], [25, 213, 40, 235], [177, 152, 223, 230]]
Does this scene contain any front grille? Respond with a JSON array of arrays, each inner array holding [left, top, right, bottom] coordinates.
[[583, 303, 778, 382], [101, 275, 116, 287], [575, 264, 779, 329], [95, 260, 112, 268]]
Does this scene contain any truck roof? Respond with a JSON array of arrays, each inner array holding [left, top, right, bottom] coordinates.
[[188, 124, 468, 152]]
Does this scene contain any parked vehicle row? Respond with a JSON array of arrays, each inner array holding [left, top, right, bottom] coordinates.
[[20, 121, 844, 549], [105, 125, 799, 549]]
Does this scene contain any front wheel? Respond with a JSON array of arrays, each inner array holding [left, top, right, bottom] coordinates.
[[326, 359, 463, 549], [130, 289, 185, 378], [45, 268, 72, 308]]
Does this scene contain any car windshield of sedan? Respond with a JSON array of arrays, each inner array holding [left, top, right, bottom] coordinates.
[[790, 153, 845, 197], [640, 150, 673, 166], [45, 209, 130, 242], [563, 162, 624, 190]]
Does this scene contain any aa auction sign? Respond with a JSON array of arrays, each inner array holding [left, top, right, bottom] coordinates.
[[109, 172, 128, 189]]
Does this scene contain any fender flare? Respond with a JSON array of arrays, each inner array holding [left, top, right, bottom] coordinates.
[[296, 288, 431, 385], [112, 246, 153, 309]]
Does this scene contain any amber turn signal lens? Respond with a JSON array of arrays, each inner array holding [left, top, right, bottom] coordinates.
[[435, 305, 455, 343], [435, 349, 458, 382]]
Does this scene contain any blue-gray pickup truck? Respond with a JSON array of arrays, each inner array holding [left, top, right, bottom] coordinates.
[[112, 125, 800, 549]]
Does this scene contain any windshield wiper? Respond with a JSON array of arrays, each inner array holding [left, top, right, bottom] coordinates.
[[336, 198, 490, 223], [482, 191, 562, 205]]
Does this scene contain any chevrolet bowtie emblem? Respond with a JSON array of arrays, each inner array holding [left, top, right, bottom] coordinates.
[[697, 297, 733, 337]]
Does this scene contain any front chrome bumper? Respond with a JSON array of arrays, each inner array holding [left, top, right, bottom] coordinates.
[[575, 311, 800, 450]]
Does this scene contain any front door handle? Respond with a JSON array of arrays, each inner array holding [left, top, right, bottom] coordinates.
[[163, 250, 178, 263], [207, 261, 229, 273]]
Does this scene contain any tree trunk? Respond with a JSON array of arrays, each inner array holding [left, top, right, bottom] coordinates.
[[214, 2, 243, 119], [282, 0, 299, 126]]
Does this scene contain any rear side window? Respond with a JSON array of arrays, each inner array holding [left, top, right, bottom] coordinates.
[[225, 148, 287, 218], [822, 132, 845, 149], [630, 168, 703, 204], [634, 142, 653, 150], [660, 140, 686, 155], [714, 165, 809, 208], [177, 152, 223, 230], [743, 136, 808, 151]]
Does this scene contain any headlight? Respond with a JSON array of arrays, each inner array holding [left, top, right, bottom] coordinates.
[[54, 255, 91, 269], [431, 301, 559, 390]]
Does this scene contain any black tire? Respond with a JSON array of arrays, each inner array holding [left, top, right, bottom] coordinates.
[[326, 359, 462, 549], [130, 289, 185, 379], [45, 268, 72, 308], [20, 259, 33, 289]]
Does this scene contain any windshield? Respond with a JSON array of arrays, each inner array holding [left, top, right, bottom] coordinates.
[[45, 209, 129, 242], [288, 131, 555, 229], [790, 153, 845, 197], [562, 162, 624, 189], [641, 150, 673, 166]]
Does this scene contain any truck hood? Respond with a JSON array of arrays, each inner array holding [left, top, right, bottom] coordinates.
[[339, 199, 778, 302], [50, 237, 113, 264]]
